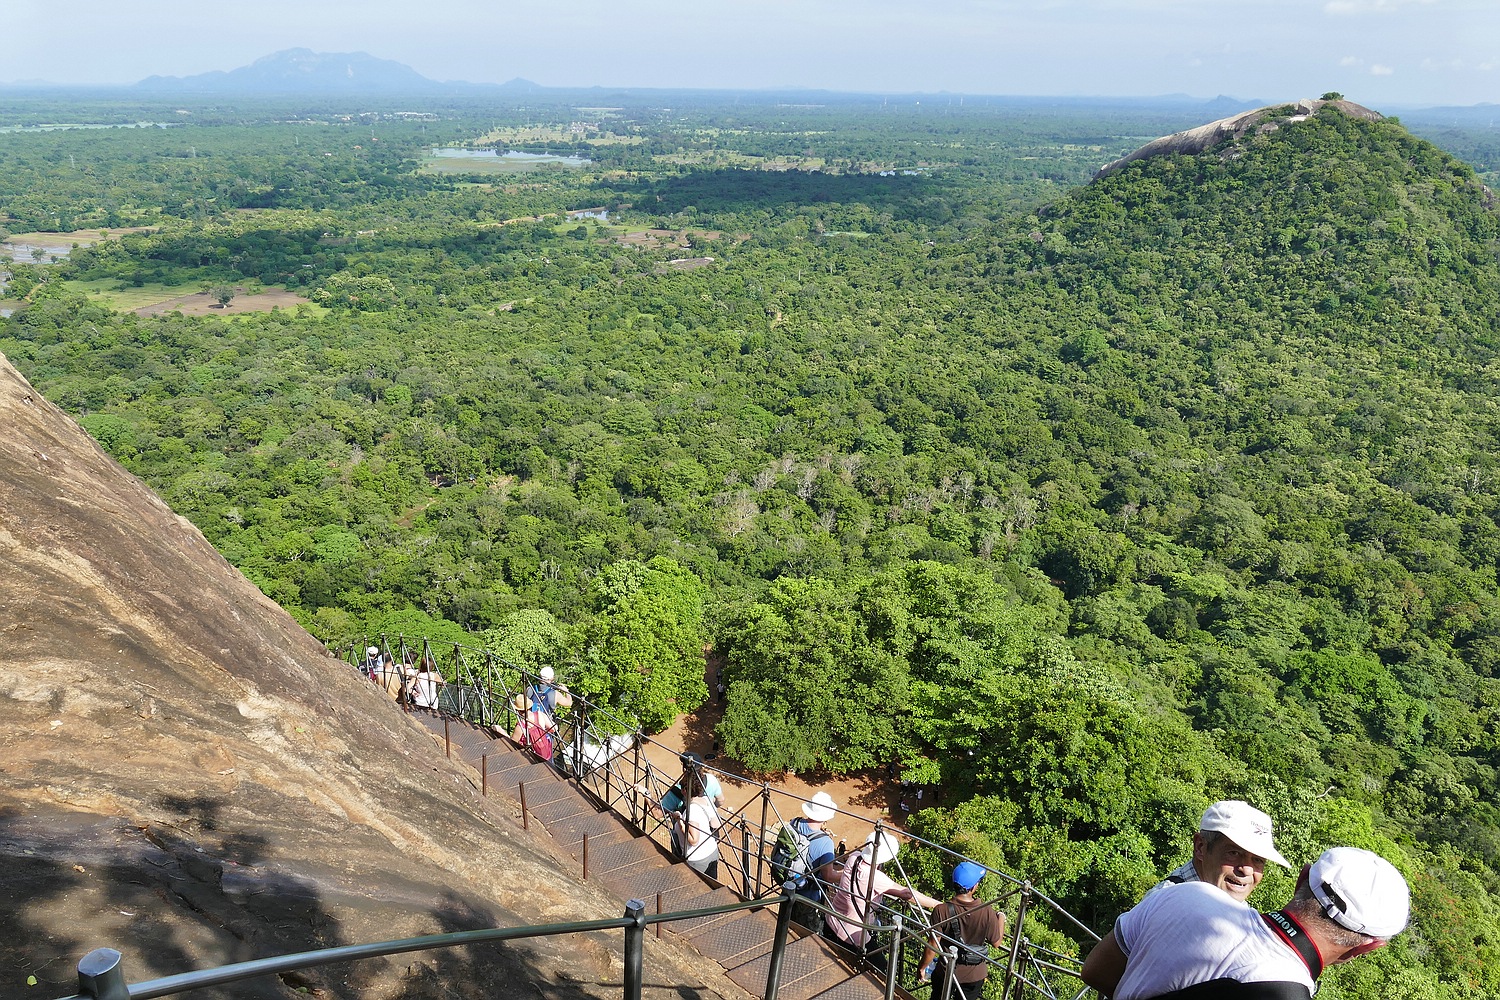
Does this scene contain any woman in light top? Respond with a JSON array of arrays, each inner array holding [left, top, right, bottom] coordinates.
[[827, 830, 941, 953], [673, 766, 721, 880]]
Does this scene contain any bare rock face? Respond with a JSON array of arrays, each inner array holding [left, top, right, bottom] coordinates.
[[1096, 98, 1385, 178], [0, 354, 726, 1000]]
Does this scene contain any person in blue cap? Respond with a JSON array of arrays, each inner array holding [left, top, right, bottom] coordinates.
[[918, 860, 1006, 999]]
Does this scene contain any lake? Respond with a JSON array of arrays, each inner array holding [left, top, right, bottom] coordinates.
[[430, 148, 590, 167]]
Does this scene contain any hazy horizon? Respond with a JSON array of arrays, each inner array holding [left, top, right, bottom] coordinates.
[[5, 0, 1498, 109]]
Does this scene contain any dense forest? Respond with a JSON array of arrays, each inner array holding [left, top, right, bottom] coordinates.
[[4, 91, 1500, 998]]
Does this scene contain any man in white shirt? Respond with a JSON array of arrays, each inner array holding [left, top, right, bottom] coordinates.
[[1150, 800, 1290, 904], [1083, 847, 1410, 999]]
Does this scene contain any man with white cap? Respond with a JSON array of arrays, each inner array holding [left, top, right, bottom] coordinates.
[[826, 830, 942, 952], [771, 791, 840, 933], [359, 645, 382, 679], [1083, 846, 1410, 999], [1150, 800, 1290, 904], [526, 665, 572, 715]]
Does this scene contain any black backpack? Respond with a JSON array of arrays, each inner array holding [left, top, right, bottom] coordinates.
[[943, 902, 989, 965]]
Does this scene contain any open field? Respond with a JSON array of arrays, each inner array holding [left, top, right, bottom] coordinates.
[[1, 227, 154, 261], [419, 155, 588, 176], [64, 279, 318, 316]]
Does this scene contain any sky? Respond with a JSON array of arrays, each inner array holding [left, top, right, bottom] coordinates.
[[3, 0, 1496, 108]]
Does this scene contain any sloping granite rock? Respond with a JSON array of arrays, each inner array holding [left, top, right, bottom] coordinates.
[[1096, 98, 1385, 178], [0, 354, 734, 1000]]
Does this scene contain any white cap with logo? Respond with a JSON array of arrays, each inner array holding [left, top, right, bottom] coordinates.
[[1200, 800, 1290, 867], [1310, 847, 1410, 938]]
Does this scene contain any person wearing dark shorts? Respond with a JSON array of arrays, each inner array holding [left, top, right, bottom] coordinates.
[[919, 861, 1006, 1000]]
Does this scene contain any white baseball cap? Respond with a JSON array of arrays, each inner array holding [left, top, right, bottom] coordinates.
[[802, 791, 837, 822], [540, 666, 555, 682], [367, 646, 379, 656], [1200, 800, 1289, 867], [1310, 847, 1410, 938]]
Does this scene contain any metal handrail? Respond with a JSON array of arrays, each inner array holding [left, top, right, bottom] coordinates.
[[337, 635, 1100, 999], [61, 890, 803, 1000]]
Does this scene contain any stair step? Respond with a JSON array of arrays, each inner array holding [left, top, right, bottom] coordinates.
[[807, 973, 888, 1000], [606, 861, 708, 902], [528, 792, 595, 825], [579, 834, 667, 875], [729, 935, 853, 1000], [682, 910, 778, 967], [660, 887, 747, 934], [549, 810, 641, 850], [500, 761, 567, 790]]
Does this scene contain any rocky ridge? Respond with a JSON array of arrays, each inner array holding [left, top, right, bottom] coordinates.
[[1096, 97, 1385, 178]]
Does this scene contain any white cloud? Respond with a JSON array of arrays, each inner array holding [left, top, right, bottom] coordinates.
[[1340, 55, 1361, 66], [1370, 64, 1396, 75]]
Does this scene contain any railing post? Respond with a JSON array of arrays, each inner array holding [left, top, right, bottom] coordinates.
[[1001, 882, 1032, 1000], [740, 822, 753, 899], [583, 833, 590, 881], [755, 782, 771, 895], [624, 899, 646, 1000], [77, 948, 129, 1000], [481, 753, 489, 796], [656, 892, 664, 939], [764, 881, 798, 1000], [631, 735, 643, 826], [572, 704, 585, 779], [520, 781, 529, 831], [861, 820, 883, 950], [884, 913, 904, 1000], [444, 716, 452, 758], [935, 945, 958, 1000]]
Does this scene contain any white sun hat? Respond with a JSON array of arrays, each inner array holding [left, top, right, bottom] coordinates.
[[802, 792, 837, 822]]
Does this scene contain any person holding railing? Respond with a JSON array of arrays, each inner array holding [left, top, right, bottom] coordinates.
[[410, 659, 445, 710], [918, 861, 1006, 1000], [671, 766, 722, 880], [526, 666, 573, 713], [826, 830, 942, 955], [510, 691, 557, 760], [769, 791, 840, 934]]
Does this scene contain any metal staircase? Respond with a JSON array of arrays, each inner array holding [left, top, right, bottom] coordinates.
[[416, 711, 890, 1000]]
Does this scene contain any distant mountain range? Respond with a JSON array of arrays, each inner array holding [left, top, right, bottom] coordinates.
[[135, 48, 540, 95]]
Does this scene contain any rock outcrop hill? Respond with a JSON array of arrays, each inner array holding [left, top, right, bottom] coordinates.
[[1096, 97, 1385, 178], [0, 354, 727, 1000]]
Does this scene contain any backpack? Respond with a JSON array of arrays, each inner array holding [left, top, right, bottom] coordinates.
[[770, 819, 827, 887], [942, 902, 989, 966], [527, 683, 553, 714], [520, 721, 554, 760]]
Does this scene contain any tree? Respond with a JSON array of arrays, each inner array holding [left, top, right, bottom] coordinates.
[[575, 557, 707, 733]]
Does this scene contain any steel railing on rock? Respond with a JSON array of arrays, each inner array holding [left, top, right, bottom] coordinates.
[[59, 889, 810, 1000], [336, 635, 1099, 1000]]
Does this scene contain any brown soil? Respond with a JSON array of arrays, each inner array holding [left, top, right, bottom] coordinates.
[[133, 287, 310, 317]]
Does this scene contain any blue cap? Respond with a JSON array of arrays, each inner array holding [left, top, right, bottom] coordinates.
[[953, 861, 986, 890]]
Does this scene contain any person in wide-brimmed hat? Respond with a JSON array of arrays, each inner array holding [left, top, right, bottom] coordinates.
[[768, 791, 840, 933], [827, 830, 942, 953]]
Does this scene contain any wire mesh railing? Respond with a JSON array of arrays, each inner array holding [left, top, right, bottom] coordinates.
[[336, 634, 1100, 1000]]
